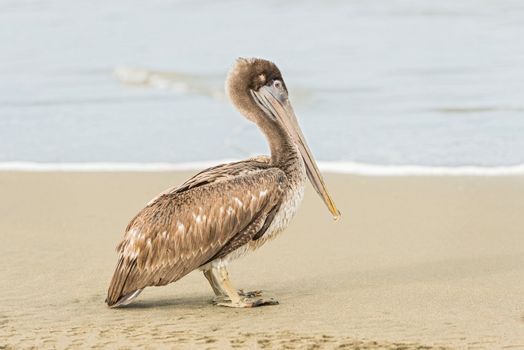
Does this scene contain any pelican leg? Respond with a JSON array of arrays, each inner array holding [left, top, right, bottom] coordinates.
[[203, 269, 227, 297], [204, 269, 262, 303], [211, 266, 278, 308]]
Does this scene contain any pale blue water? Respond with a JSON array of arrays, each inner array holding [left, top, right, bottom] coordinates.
[[1, 0, 524, 167]]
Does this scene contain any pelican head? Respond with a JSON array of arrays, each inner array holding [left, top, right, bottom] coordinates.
[[226, 57, 341, 220]]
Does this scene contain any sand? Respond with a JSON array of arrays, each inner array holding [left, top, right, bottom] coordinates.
[[1, 171, 523, 349]]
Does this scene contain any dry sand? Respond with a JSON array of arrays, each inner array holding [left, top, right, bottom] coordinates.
[[1, 172, 523, 349]]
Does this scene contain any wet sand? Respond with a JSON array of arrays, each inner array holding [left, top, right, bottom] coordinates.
[[1, 172, 523, 349]]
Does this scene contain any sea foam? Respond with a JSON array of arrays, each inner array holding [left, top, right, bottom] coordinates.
[[1, 161, 524, 176]]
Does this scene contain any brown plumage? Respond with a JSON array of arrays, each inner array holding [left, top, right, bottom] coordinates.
[[107, 159, 284, 305], [106, 58, 340, 308]]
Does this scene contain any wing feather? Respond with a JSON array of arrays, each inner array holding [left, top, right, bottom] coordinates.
[[171, 156, 270, 192], [107, 166, 285, 306]]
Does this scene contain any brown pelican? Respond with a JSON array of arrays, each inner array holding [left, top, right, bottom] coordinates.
[[106, 58, 340, 308]]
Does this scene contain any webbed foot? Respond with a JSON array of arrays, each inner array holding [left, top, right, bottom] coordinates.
[[238, 289, 262, 298], [215, 297, 279, 308]]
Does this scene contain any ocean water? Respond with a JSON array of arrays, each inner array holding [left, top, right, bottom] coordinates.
[[1, 0, 524, 173]]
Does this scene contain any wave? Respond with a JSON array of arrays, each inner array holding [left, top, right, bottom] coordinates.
[[113, 66, 225, 99], [1, 161, 524, 176]]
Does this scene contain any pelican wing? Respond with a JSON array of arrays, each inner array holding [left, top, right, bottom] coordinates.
[[106, 165, 285, 306]]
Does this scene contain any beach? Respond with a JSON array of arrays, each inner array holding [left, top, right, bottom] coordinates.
[[1, 171, 523, 349]]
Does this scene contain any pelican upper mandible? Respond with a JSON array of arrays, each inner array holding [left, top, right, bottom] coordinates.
[[106, 58, 341, 308]]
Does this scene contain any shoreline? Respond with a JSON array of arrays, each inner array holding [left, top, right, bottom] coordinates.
[[1, 161, 524, 176]]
